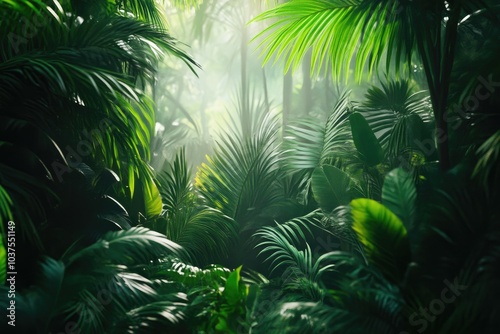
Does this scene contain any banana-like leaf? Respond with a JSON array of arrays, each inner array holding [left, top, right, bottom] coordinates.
[[143, 177, 163, 218], [382, 168, 416, 232], [222, 265, 245, 307], [350, 198, 410, 284], [311, 165, 360, 213], [349, 112, 384, 166]]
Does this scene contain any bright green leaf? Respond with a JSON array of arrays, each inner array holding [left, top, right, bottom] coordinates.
[[351, 198, 410, 283]]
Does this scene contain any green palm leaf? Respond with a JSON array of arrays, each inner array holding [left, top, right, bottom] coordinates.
[[382, 168, 416, 233], [357, 80, 433, 158], [283, 91, 352, 170], [63, 226, 187, 265], [0, 1, 198, 220], [473, 130, 500, 191], [1, 229, 191, 333], [0, 118, 66, 245], [350, 198, 410, 284], [251, 0, 410, 80], [112, 295, 188, 333], [116, 0, 168, 28], [0, 257, 65, 333], [196, 112, 281, 231], [255, 219, 336, 300], [151, 149, 237, 265], [59, 228, 189, 333], [311, 164, 361, 213]]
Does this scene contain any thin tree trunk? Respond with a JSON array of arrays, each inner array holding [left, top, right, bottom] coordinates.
[[240, 24, 250, 138], [283, 69, 293, 133], [300, 50, 313, 115], [413, 4, 460, 172], [262, 67, 270, 113]]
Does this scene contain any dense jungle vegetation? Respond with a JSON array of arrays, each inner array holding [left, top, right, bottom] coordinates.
[[1, 0, 500, 333]]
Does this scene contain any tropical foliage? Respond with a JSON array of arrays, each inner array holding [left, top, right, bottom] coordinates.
[[1, 0, 499, 333]]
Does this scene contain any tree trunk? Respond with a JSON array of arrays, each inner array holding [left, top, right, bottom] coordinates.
[[240, 24, 250, 138], [300, 50, 313, 115], [282, 69, 293, 133]]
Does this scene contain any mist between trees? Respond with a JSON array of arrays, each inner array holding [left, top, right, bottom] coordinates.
[[1, 1, 499, 334]]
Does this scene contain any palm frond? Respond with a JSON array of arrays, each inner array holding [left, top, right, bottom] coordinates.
[[151, 149, 237, 265], [251, 246, 406, 333], [55, 229, 189, 333], [170, 0, 204, 10], [255, 219, 336, 301], [251, 0, 410, 80], [283, 91, 352, 170], [473, 130, 500, 192], [116, 0, 169, 28], [255, 288, 404, 334], [0, 257, 65, 333], [0, 1, 198, 219], [356, 80, 433, 158], [195, 112, 282, 231], [0, 118, 66, 245], [111, 294, 188, 333], [382, 168, 416, 234], [63, 226, 187, 265]]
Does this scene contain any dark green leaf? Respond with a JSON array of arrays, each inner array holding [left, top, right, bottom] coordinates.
[[349, 112, 384, 166]]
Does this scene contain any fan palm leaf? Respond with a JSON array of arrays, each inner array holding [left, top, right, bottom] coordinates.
[[356, 80, 433, 159], [253, 251, 406, 334], [252, 0, 499, 171]]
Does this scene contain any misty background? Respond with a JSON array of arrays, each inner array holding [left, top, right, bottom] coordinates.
[[151, 0, 357, 171]]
